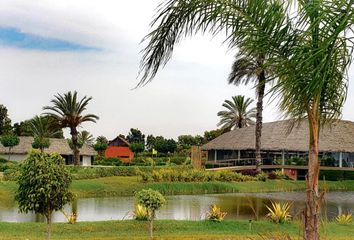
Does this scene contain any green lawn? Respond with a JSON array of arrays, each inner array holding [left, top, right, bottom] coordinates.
[[0, 220, 353, 240], [2, 177, 354, 202]]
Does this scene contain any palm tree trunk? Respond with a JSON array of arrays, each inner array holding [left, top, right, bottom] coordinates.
[[304, 108, 321, 240], [255, 70, 265, 172], [71, 128, 80, 166]]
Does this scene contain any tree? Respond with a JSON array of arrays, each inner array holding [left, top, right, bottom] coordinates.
[[93, 136, 108, 156], [153, 136, 177, 154], [30, 116, 62, 152], [137, 0, 354, 238], [78, 130, 94, 146], [228, 51, 268, 171], [130, 142, 145, 154], [0, 104, 12, 135], [0, 134, 20, 160], [15, 151, 73, 240], [135, 189, 166, 238], [127, 128, 145, 145], [203, 129, 223, 142], [217, 95, 256, 131], [43, 91, 99, 165], [14, 117, 64, 138], [146, 134, 156, 151]]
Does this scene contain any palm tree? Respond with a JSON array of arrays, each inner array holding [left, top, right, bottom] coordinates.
[[217, 95, 256, 131], [30, 116, 61, 152], [138, 1, 354, 239], [78, 130, 94, 146], [228, 51, 267, 171], [43, 91, 99, 165]]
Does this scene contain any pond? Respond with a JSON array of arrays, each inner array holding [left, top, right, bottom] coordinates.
[[0, 191, 353, 222]]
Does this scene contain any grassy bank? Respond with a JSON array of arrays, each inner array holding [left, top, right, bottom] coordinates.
[[2, 177, 354, 201], [0, 220, 353, 239]]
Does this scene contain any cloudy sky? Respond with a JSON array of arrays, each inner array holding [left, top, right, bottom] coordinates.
[[0, 0, 353, 140]]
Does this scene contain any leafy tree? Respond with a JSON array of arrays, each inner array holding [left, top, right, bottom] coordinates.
[[93, 136, 108, 156], [153, 136, 177, 154], [127, 128, 145, 145], [203, 129, 223, 142], [228, 51, 268, 171], [78, 130, 94, 146], [0, 104, 12, 135], [135, 189, 166, 238], [217, 95, 256, 131], [146, 134, 156, 151], [15, 151, 73, 240], [178, 134, 204, 149], [14, 116, 64, 138], [0, 134, 20, 160], [137, 0, 354, 238], [130, 142, 145, 154], [43, 91, 99, 165], [30, 116, 62, 152]]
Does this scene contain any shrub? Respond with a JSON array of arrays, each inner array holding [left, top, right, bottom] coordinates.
[[135, 189, 166, 238], [256, 172, 268, 182], [206, 204, 227, 222], [240, 169, 259, 176], [336, 213, 353, 225], [321, 155, 336, 167], [133, 204, 149, 221], [266, 201, 292, 224]]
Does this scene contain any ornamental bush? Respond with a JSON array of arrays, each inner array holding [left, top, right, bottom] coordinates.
[[15, 151, 73, 239]]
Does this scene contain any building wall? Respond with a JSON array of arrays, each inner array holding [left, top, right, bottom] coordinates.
[[105, 146, 134, 162], [0, 154, 26, 162], [82, 156, 92, 166]]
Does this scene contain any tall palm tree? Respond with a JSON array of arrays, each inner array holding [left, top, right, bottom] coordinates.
[[137, 1, 354, 239], [43, 91, 99, 165], [217, 95, 256, 131], [228, 51, 267, 171], [30, 116, 61, 152]]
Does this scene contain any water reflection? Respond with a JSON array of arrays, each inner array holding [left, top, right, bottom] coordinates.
[[0, 192, 353, 222]]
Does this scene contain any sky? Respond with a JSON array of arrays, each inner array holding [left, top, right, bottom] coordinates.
[[0, 0, 353, 140]]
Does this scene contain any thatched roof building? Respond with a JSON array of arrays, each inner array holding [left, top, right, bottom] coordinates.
[[0, 136, 96, 166], [202, 119, 354, 153]]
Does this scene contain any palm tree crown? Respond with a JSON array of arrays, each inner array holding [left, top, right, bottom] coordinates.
[[43, 91, 98, 165], [217, 95, 256, 131]]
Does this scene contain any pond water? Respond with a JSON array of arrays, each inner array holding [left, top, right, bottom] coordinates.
[[1, 191, 354, 222]]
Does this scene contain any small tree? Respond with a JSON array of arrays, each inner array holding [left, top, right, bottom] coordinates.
[[130, 142, 145, 154], [0, 134, 20, 160], [135, 189, 166, 238], [15, 151, 73, 240], [93, 136, 108, 156]]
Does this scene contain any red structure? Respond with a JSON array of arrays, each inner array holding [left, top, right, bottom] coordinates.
[[105, 136, 134, 163]]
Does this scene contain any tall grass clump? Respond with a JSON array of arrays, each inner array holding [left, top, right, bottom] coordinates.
[[138, 168, 257, 183], [266, 201, 292, 224]]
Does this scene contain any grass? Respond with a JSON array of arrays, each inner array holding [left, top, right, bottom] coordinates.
[[2, 177, 354, 200], [0, 220, 353, 239]]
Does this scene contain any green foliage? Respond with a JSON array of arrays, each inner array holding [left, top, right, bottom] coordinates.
[[217, 95, 256, 131], [256, 172, 268, 182], [130, 142, 145, 154], [287, 156, 306, 166], [15, 151, 73, 215], [78, 130, 94, 146], [32, 136, 50, 150], [95, 157, 123, 166], [203, 129, 223, 142], [14, 116, 64, 138], [67, 138, 84, 149], [0, 104, 12, 135], [0, 134, 20, 148], [336, 213, 353, 225], [319, 170, 354, 181], [134, 204, 149, 221], [206, 204, 227, 222], [266, 201, 292, 224], [177, 135, 204, 148], [135, 188, 166, 214], [93, 136, 108, 154], [321, 155, 336, 167], [138, 168, 257, 183], [0, 158, 18, 172], [127, 128, 145, 145]]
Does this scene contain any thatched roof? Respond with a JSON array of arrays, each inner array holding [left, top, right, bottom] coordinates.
[[0, 136, 97, 156], [202, 119, 354, 152]]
